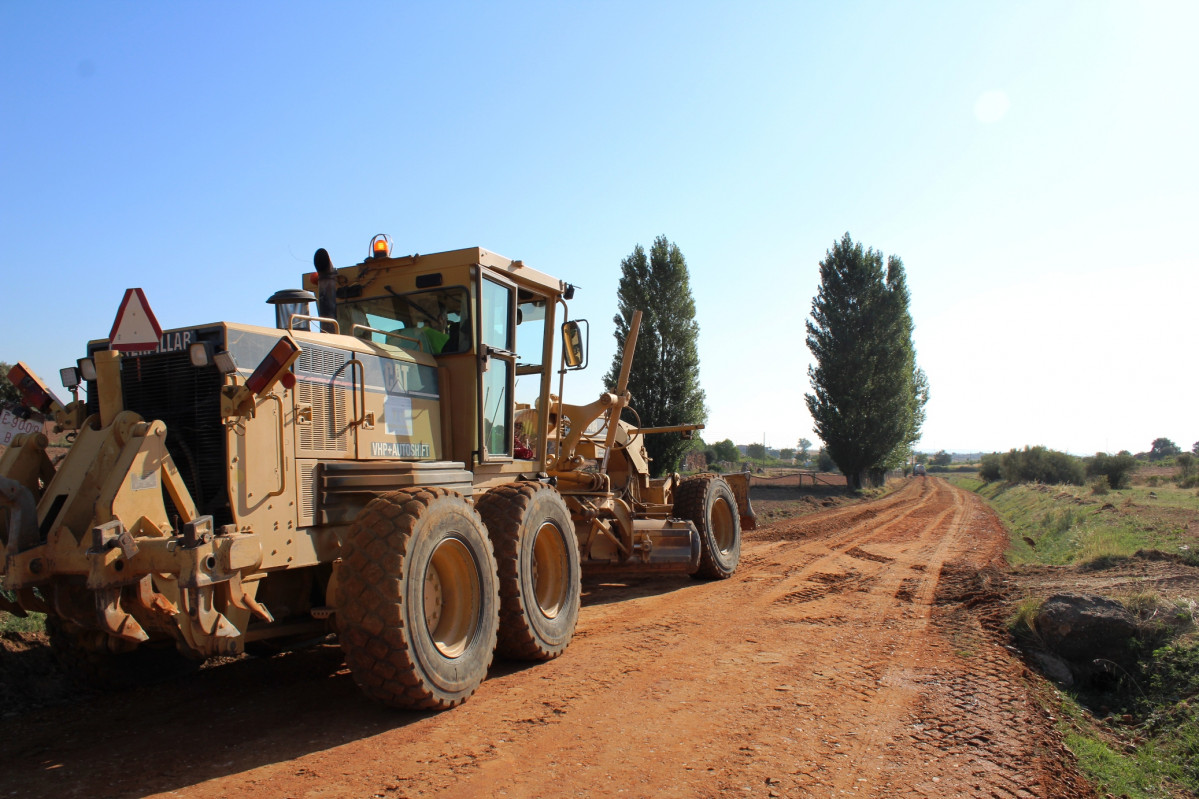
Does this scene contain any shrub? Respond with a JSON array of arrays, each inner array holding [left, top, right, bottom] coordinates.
[[1142, 641, 1199, 707], [1000, 446, 1085, 486], [1177, 454, 1196, 486], [1090, 475, 1110, 495], [1086, 451, 1139, 490], [979, 453, 1002, 482]]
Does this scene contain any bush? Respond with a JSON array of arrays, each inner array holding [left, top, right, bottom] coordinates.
[[712, 439, 739, 464], [979, 453, 1002, 482], [1177, 454, 1196, 486], [1090, 475, 1110, 495], [1000, 446, 1085, 486], [1086, 451, 1139, 490]]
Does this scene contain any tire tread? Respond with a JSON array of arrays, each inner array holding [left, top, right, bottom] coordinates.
[[337, 487, 497, 710], [475, 482, 579, 661]]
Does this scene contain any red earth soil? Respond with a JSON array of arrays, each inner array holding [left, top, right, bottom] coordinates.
[[0, 478, 1096, 798]]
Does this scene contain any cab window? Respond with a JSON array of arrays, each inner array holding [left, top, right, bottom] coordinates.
[[342, 287, 471, 355], [480, 277, 514, 458]]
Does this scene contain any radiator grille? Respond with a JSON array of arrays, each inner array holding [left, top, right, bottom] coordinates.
[[86, 353, 231, 527]]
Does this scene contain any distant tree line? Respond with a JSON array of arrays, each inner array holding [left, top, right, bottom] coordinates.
[[690, 436, 839, 474]]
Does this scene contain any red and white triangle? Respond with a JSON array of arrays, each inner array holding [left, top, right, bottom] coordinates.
[[109, 288, 164, 352]]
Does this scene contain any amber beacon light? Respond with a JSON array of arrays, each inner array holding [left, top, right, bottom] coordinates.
[[369, 233, 392, 259]]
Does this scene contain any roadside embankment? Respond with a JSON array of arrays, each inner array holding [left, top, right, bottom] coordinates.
[[950, 475, 1199, 798]]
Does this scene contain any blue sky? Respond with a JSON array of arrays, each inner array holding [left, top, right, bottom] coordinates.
[[3, 2, 1196, 456]]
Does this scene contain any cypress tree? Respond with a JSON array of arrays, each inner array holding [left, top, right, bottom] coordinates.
[[606, 236, 707, 477], [805, 233, 928, 489]]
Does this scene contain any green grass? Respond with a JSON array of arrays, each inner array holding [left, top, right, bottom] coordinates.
[[948, 474, 985, 492], [1042, 660, 1199, 799], [1062, 731, 1181, 799], [0, 590, 46, 633], [0, 610, 46, 634], [1053, 690, 1199, 799], [946, 476, 1198, 567]]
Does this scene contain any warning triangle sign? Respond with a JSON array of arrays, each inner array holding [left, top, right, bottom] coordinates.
[[109, 288, 164, 352]]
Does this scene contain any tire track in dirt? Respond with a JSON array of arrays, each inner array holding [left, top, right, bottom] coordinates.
[[744, 479, 974, 796]]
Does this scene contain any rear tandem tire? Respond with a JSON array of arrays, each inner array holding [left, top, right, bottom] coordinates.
[[674, 475, 742, 580], [336, 488, 499, 710], [475, 482, 580, 661]]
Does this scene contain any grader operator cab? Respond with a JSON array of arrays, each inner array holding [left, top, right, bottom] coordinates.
[[0, 235, 754, 710]]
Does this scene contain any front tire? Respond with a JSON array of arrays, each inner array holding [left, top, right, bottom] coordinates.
[[674, 475, 741, 580], [337, 488, 499, 710], [476, 482, 580, 660]]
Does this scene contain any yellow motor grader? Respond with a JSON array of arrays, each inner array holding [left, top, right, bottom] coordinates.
[[0, 235, 754, 709]]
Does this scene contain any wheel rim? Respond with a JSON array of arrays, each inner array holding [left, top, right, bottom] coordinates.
[[531, 521, 569, 619], [423, 537, 481, 658], [711, 496, 736, 555]]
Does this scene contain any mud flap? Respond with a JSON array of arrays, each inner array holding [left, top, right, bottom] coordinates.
[[721, 472, 757, 531]]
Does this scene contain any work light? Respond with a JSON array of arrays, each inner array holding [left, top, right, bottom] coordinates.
[[77, 358, 98, 382]]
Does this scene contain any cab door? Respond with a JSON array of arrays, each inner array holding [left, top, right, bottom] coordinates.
[[477, 274, 517, 461]]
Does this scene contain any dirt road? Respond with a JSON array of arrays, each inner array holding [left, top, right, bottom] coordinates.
[[1, 478, 1095, 798]]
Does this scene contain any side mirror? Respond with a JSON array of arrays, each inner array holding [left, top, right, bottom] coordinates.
[[561, 320, 588, 370]]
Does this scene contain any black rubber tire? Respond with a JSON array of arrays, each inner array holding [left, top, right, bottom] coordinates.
[[673, 475, 741, 580], [336, 487, 499, 710], [475, 482, 580, 661]]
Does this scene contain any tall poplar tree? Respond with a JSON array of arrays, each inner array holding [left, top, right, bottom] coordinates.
[[606, 236, 706, 477], [805, 233, 928, 490]]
